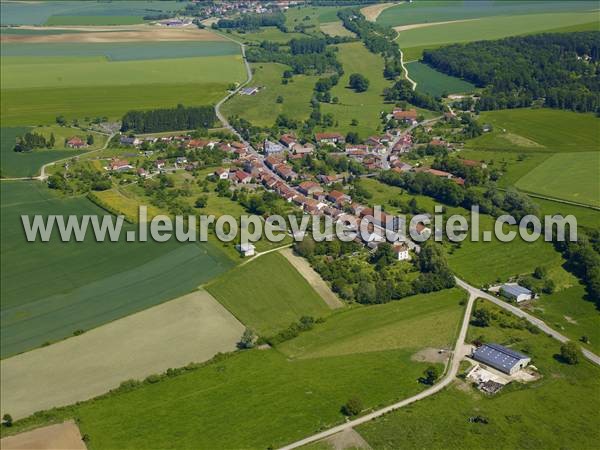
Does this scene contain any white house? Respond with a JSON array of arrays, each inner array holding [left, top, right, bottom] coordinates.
[[236, 243, 256, 257], [393, 244, 410, 261]]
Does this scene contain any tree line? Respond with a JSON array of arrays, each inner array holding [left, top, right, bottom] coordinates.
[[14, 132, 55, 152], [383, 79, 442, 111], [215, 12, 286, 32], [121, 105, 217, 134], [423, 32, 600, 113]]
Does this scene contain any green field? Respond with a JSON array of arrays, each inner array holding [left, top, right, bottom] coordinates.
[[1, 126, 107, 178], [515, 152, 600, 207], [377, 1, 596, 27], [0, 1, 182, 26], [44, 15, 145, 26], [358, 299, 600, 449], [320, 21, 356, 38], [395, 12, 597, 51], [278, 288, 465, 359], [1, 287, 466, 447], [406, 61, 475, 97], [231, 26, 307, 44], [285, 5, 340, 34], [206, 252, 331, 336], [466, 109, 600, 154], [320, 42, 394, 138], [222, 62, 320, 127], [1, 41, 240, 61], [533, 197, 600, 232], [0, 182, 233, 357]]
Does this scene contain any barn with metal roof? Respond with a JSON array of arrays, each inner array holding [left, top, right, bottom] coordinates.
[[501, 284, 533, 303], [472, 343, 531, 375]]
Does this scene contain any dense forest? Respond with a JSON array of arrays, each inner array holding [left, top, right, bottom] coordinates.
[[121, 105, 217, 133], [423, 32, 600, 113]]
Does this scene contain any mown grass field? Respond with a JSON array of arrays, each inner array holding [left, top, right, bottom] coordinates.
[[320, 42, 394, 138], [278, 288, 465, 359], [320, 21, 356, 38], [515, 152, 600, 207], [406, 61, 475, 97], [358, 299, 600, 449], [467, 109, 600, 154], [231, 26, 306, 44], [1, 126, 107, 178], [285, 5, 340, 33], [376, 1, 596, 27], [206, 252, 331, 336], [45, 15, 145, 26], [0, 182, 233, 357], [222, 62, 320, 127], [395, 12, 597, 50]]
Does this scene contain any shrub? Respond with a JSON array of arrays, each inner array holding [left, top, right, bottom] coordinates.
[[341, 397, 363, 416]]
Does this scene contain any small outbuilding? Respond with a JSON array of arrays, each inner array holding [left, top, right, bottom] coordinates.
[[472, 343, 531, 375], [501, 284, 533, 303], [235, 243, 256, 257]]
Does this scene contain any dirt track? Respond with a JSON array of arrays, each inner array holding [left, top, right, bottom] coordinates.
[[361, 2, 399, 22], [0, 421, 86, 450], [393, 18, 479, 32], [279, 248, 344, 310], [1, 290, 244, 420], [1, 26, 226, 43]]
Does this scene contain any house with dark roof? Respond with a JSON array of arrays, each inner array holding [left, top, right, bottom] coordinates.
[[472, 343, 531, 375]]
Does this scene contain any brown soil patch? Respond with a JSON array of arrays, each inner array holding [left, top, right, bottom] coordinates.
[[279, 248, 344, 310], [1, 27, 226, 43], [0, 421, 86, 450], [411, 347, 450, 363], [564, 315, 578, 324], [324, 428, 372, 450], [361, 2, 399, 22], [394, 18, 479, 32]]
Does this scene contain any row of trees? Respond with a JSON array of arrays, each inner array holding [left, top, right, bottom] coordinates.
[[423, 32, 600, 113], [121, 105, 217, 133], [378, 170, 539, 220], [289, 37, 327, 55], [14, 132, 55, 152], [246, 46, 342, 75], [215, 12, 286, 32]]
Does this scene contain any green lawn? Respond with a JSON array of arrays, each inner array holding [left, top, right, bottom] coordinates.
[[467, 109, 600, 154], [221, 62, 320, 127], [206, 252, 332, 336], [515, 152, 600, 207], [0, 182, 233, 357], [320, 42, 394, 138], [358, 299, 600, 449], [533, 197, 600, 233], [1, 126, 107, 178], [278, 288, 465, 359], [406, 61, 475, 97]]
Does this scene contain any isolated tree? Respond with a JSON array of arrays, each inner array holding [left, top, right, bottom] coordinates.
[[49, 132, 56, 148], [276, 95, 284, 104], [341, 397, 363, 416], [472, 308, 491, 327], [422, 366, 440, 385], [349, 73, 370, 92], [2, 414, 12, 427], [194, 196, 208, 209], [87, 134, 94, 145], [560, 342, 579, 365], [533, 266, 547, 279], [237, 328, 256, 349], [350, 118, 359, 126], [345, 131, 359, 144]]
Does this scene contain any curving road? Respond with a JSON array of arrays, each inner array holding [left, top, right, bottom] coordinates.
[[278, 291, 477, 450]]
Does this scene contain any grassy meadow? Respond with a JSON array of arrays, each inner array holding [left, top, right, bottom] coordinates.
[[358, 299, 600, 449], [0, 182, 233, 357], [320, 42, 393, 138], [278, 288, 465, 359], [222, 62, 320, 127], [1, 126, 107, 178], [515, 152, 600, 207], [206, 252, 331, 336], [406, 61, 475, 97]]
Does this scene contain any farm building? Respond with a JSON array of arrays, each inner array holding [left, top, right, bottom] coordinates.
[[501, 284, 533, 303], [472, 343, 531, 375], [240, 87, 259, 96], [66, 137, 87, 149], [393, 244, 410, 261], [235, 243, 256, 257], [264, 140, 284, 155]]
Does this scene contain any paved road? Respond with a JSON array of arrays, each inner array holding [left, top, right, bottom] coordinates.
[[454, 277, 600, 367], [278, 291, 477, 450]]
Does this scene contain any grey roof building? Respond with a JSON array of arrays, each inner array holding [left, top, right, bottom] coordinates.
[[472, 343, 531, 375], [501, 284, 533, 303]]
